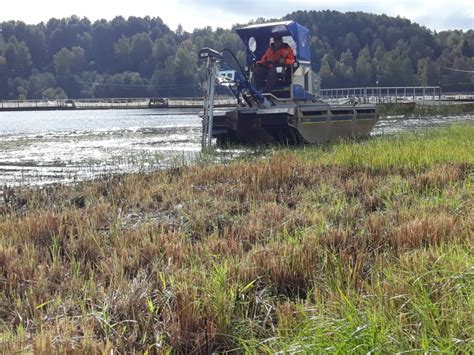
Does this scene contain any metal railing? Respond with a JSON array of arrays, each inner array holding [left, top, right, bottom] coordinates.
[[0, 98, 151, 110], [319, 86, 442, 103], [0, 96, 237, 110]]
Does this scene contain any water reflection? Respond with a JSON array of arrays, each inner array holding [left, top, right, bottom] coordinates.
[[0, 109, 203, 186]]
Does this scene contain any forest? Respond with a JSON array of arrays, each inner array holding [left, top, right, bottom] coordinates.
[[0, 10, 473, 99]]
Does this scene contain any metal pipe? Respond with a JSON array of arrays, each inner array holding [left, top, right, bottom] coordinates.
[[201, 56, 211, 148], [206, 64, 217, 148]]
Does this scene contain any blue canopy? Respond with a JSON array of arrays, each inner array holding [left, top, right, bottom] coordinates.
[[236, 21, 311, 65]]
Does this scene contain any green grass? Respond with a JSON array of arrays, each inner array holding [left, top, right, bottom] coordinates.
[[256, 244, 473, 353], [0, 123, 473, 353], [298, 123, 474, 169], [378, 102, 474, 117]]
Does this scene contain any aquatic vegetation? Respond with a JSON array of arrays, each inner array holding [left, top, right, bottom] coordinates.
[[0, 124, 473, 353], [378, 102, 474, 117]]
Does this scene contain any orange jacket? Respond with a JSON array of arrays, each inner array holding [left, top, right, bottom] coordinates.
[[257, 43, 295, 66]]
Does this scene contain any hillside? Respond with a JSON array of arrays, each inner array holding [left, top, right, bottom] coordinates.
[[0, 10, 473, 99]]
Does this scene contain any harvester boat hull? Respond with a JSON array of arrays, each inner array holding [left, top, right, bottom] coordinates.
[[212, 102, 378, 144]]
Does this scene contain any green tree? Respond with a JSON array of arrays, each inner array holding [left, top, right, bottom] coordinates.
[[152, 33, 177, 66], [342, 32, 361, 58], [379, 49, 417, 85], [151, 55, 175, 89], [90, 20, 115, 71], [131, 32, 153, 76], [319, 54, 335, 88], [113, 36, 132, 72], [408, 35, 434, 67], [173, 40, 198, 90], [9, 77, 29, 99], [417, 58, 439, 86], [4, 36, 32, 77], [93, 71, 149, 98], [53, 47, 85, 77], [460, 31, 474, 57], [42, 87, 68, 99], [27, 70, 57, 99], [0, 35, 6, 56], [0, 56, 8, 97], [0, 11, 473, 97], [23, 26, 48, 69], [356, 47, 374, 86], [152, 40, 198, 96], [340, 49, 354, 68], [334, 60, 355, 87]]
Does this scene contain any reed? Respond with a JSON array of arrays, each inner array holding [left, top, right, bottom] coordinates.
[[378, 102, 474, 117], [0, 123, 472, 353]]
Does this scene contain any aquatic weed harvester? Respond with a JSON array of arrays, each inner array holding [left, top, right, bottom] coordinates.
[[199, 21, 378, 147]]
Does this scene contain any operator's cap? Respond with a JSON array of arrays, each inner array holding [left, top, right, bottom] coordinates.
[[273, 34, 283, 40]]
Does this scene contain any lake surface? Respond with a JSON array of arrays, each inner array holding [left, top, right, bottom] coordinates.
[[0, 109, 472, 187]]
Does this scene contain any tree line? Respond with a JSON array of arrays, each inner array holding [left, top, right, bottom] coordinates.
[[0, 11, 472, 100]]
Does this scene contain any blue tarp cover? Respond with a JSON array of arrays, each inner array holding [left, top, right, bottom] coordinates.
[[236, 21, 311, 65]]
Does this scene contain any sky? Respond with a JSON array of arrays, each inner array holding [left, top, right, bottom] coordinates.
[[0, 0, 472, 32]]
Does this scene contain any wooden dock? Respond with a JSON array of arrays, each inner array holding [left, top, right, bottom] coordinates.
[[0, 97, 237, 111]]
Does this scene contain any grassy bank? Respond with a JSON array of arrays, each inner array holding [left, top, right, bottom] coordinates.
[[1, 124, 473, 353], [378, 102, 474, 117]]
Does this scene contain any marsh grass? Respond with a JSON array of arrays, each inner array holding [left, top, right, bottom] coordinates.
[[378, 102, 474, 117], [0, 124, 473, 353]]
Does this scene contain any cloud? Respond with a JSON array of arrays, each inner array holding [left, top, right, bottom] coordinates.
[[418, 10, 474, 31], [176, 0, 473, 31], [0, 0, 472, 32]]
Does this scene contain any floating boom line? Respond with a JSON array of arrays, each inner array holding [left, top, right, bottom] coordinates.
[[441, 66, 474, 74], [74, 80, 200, 89]]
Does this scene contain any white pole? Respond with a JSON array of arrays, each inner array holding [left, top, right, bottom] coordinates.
[[207, 63, 217, 148], [202, 57, 211, 148]]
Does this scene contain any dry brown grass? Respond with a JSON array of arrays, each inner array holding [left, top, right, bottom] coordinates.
[[0, 130, 473, 352]]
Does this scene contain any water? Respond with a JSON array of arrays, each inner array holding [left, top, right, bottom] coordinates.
[[0, 109, 202, 187], [372, 114, 474, 135], [0, 109, 473, 187]]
